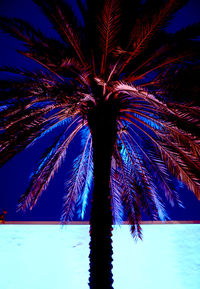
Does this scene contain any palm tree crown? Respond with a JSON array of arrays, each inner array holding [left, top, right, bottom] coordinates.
[[0, 0, 200, 240]]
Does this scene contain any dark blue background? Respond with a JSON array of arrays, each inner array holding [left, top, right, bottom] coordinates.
[[0, 0, 200, 221]]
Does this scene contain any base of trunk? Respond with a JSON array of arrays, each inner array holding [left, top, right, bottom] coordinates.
[[88, 220, 114, 288]]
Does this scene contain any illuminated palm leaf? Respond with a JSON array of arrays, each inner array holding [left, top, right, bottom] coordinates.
[[98, 0, 120, 73], [61, 129, 93, 221]]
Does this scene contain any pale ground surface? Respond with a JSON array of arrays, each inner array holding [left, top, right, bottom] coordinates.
[[0, 224, 199, 289]]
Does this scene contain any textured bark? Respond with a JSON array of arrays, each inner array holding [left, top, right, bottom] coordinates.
[[87, 100, 118, 289]]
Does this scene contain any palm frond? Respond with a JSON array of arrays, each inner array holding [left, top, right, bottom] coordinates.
[[17, 120, 83, 212], [0, 101, 80, 167], [112, 83, 200, 198], [78, 140, 93, 220], [117, 149, 143, 239], [118, 0, 187, 74], [122, 115, 200, 198], [0, 110, 50, 167], [61, 130, 92, 222], [98, 0, 120, 74], [123, 127, 180, 206], [33, 0, 86, 67], [0, 16, 44, 44], [123, 107, 200, 162], [115, 128, 168, 231]]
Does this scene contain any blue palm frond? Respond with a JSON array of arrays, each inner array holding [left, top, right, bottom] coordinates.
[[61, 129, 92, 222]]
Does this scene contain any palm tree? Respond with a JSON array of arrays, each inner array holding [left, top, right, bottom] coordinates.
[[0, 0, 200, 288]]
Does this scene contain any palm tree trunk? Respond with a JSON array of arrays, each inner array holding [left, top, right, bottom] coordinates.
[[87, 101, 117, 289]]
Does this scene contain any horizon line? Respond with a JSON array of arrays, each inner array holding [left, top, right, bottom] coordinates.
[[1, 220, 200, 225]]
